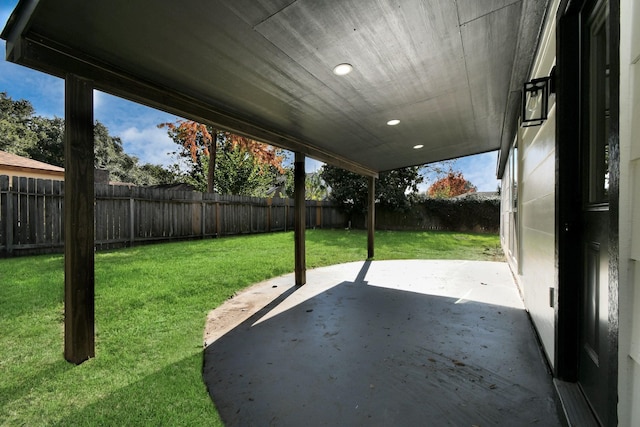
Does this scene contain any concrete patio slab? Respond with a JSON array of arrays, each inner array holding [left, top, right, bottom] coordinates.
[[203, 260, 563, 426]]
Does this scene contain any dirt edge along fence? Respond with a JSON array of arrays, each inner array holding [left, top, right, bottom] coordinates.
[[0, 175, 346, 257]]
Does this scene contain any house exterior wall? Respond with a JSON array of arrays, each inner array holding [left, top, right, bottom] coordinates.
[[501, 0, 559, 367], [617, 0, 640, 424], [0, 151, 65, 184], [501, 0, 640, 422], [500, 140, 519, 279], [0, 166, 64, 184]]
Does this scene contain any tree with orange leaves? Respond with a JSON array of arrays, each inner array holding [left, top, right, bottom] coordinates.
[[427, 171, 477, 198], [159, 120, 285, 194]]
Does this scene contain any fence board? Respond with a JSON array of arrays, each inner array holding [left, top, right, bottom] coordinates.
[[0, 175, 349, 257], [0, 175, 498, 258], [42, 179, 53, 245], [0, 175, 8, 251], [53, 180, 63, 246], [27, 178, 37, 244]]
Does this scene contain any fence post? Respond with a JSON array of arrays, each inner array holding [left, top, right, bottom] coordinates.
[[215, 198, 221, 237], [201, 201, 205, 238], [5, 178, 13, 254], [284, 198, 288, 232], [129, 195, 135, 246], [267, 198, 272, 232]]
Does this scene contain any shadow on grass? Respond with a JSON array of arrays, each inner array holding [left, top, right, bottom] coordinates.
[[0, 359, 73, 410], [51, 352, 221, 426]]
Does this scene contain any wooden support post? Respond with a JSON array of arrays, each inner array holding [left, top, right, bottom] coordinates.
[[294, 152, 306, 286], [64, 74, 95, 364], [367, 176, 375, 259]]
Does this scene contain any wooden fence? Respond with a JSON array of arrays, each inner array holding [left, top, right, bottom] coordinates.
[[0, 175, 347, 257]]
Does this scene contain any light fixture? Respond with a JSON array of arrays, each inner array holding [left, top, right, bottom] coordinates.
[[333, 63, 353, 76], [387, 119, 400, 126], [413, 144, 424, 149], [521, 67, 555, 127]]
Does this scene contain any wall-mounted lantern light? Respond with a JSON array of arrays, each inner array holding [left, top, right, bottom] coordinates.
[[521, 67, 556, 127]]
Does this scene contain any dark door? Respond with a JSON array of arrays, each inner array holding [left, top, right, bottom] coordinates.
[[579, 1, 611, 424]]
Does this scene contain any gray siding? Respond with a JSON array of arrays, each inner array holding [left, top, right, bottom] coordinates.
[[519, 109, 556, 366], [501, 0, 558, 367]]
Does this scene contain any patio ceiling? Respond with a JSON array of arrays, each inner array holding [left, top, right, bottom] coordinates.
[[2, 0, 548, 177]]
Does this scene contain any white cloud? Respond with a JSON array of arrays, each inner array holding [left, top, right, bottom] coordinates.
[[120, 126, 177, 166], [457, 152, 500, 192]]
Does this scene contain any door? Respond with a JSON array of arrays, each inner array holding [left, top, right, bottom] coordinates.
[[579, 1, 611, 425]]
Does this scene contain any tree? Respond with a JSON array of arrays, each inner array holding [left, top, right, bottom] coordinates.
[[214, 144, 280, 196], [1, 92, 178, 186], [93, 121, 148, 184], [136, 163, 180, 186], [159, 119, 286, 195], [305, 171, 328, 201], [427, 171, 477, 198], [320, 165, 423, 215], [0, 92, 39, 156], [26, 116, 65, 166]]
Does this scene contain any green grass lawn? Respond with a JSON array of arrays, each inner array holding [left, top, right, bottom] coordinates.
[[0, 229, 500, 426]]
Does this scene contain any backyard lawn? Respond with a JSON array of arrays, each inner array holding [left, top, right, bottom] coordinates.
[[0, 229, 500, 426]]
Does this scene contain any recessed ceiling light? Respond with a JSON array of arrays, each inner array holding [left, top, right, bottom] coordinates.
[[413, 144, 424, 149], [386, 119, 400, 126], [333, 63, 353, 76]]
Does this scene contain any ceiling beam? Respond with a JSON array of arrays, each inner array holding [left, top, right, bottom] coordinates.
[[8, 33, 379, 178]]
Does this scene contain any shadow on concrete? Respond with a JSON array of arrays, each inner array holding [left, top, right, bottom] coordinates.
[[203, 261, 562, 426]]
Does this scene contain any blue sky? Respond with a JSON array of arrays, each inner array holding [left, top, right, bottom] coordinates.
[[0, 1, 499, 192]]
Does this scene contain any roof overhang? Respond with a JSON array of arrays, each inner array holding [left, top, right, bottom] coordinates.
[[2, 0, 550, 178]]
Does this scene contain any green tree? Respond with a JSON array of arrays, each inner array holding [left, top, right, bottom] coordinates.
[[214, 144, 276, 196], [305, 171, 328, 201], [93, 121, 142, 183], [1, 92, 178, 186], [161, 119, 287, 196], [0, 92, 39, 156], [90, 121, 180, 185], [26, 116, 65, 166], [136, 163, 180, 186], [320, 165, 423, 214]]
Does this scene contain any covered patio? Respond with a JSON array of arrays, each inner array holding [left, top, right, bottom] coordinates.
[[1, 1, 565, 423], [202, 260, 562, 426], [1, 0, 549, 365]]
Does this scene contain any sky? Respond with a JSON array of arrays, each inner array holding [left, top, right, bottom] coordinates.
[[0, 1, 500, 193]]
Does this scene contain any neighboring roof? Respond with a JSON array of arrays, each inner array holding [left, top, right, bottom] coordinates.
[[0, 150, 64, 174], [1, 0, 549, 177]]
